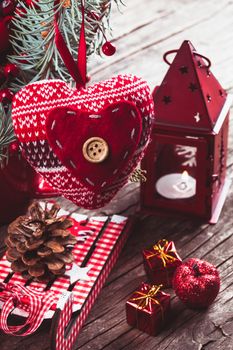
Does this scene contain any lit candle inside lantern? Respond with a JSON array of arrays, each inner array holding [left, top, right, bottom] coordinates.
[[155, 170, 196, 199]]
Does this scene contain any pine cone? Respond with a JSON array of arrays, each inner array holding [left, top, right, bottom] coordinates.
[[5, 202, 76, 282]]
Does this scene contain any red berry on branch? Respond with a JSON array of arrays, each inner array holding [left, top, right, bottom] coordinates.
[[86, 74, 91, 83], [0, 0, 16, 16], [102, 41, 116, 56], [0, 87, 14, 104], [172, 258, 220, 309], [4, 63, 19, 78]]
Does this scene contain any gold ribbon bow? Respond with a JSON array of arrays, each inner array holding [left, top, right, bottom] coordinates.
[[146, 239, 177, 267], [130, 284, 164, 320]]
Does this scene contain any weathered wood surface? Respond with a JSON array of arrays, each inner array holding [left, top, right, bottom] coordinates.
[[1, 0, 233, 349]]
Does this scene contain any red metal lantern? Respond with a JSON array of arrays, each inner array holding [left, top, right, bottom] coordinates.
[[141, 40, 232, 223]]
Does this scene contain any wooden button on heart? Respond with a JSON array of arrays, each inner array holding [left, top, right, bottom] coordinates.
[[82, 137, 109, 163]]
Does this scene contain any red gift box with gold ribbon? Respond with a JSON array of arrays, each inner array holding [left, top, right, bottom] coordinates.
[[142, 239, 182, 288], [126, 283, 170, 336]]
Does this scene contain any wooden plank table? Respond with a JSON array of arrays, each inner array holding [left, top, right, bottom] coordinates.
[[1, 0, 233, 348]]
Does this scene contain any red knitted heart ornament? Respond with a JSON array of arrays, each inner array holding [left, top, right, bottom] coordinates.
[[11, 74, 154, 209]]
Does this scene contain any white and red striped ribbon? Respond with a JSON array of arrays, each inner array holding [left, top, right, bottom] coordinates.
[[0, 283, 56, 336]]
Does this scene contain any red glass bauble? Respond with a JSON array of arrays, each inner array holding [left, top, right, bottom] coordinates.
[[4, 62, 19, 78], [0, 0, 15, 16], [0, 152, 58, 224], [172, 258, 220, 309], [0, 87, 14, 104], [33, 173, 59, 198], [0, 153, 36, 224], [102, 41, 116, 56]]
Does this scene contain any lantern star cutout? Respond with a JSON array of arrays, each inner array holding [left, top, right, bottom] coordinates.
[[162, 96, 172, 104], [66, 263, 91, 284], [189, 83, 198, 92], [194, 112, 201, 123], [219, 89, 224, 97], [207, 94, 212, 102], [179, 66, 189, 74]]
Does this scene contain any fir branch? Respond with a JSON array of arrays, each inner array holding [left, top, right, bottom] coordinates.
[[0, 104, 16, 167], [8, 0, 121, 91]]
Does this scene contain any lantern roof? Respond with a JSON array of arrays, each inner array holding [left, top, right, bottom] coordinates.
[[153, 40, 231, 134]]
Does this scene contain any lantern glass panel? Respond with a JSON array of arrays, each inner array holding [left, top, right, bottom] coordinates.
[[154, 142, 197, 200], [142, 133, 209, 216]]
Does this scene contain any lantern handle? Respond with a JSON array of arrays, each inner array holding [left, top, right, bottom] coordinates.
[[163, 50, 211, 68]]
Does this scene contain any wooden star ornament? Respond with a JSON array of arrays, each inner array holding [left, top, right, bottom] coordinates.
[[66, 263, 91, 284]]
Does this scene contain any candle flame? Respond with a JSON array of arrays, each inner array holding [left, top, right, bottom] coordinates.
[[181, 170, 189, 182]]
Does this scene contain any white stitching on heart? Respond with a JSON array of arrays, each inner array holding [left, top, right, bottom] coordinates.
[[101, 181, 107, 187], [131, 110, 136, 118], [112, 108, 119, 113], [56, 140, 63, 149], [69, 160, 77, 169], [89, 114, 102, 119], [123, 151, 129, 159], [113, 169, 118, 175], [51, 120, 56, 130], [85, 178, 95, 186], [67, 111, 76, 115], [131, 128, 135, 139]]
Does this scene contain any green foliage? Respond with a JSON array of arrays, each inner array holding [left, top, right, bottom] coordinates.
[[0, 104, 16, 167], [9, 0, 120, 91]]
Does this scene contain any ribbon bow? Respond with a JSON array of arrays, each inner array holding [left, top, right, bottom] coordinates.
[[0, 282, 27, 305], [130, 284, 164, 320], [0, 283, 56, 336], [146, 239, 177, 267]]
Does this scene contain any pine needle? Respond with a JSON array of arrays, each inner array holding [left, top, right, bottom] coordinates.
[[0, 105, 16, 167], [8, 0, 121, 91]]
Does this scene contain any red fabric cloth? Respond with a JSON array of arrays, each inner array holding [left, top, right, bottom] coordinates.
[[46, 102, 142, 189]]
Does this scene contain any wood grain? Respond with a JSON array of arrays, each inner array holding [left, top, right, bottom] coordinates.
[[1, 0, 233, 349]]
